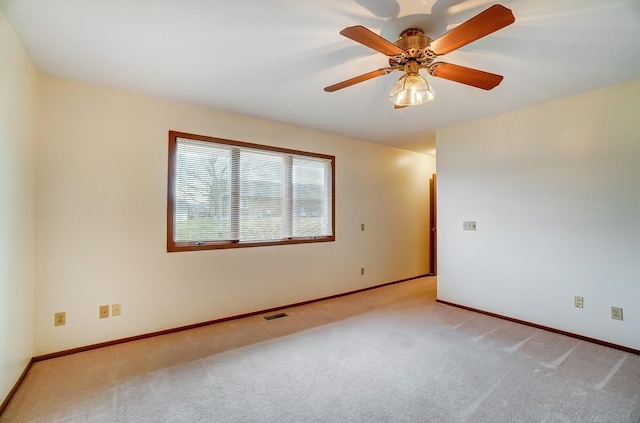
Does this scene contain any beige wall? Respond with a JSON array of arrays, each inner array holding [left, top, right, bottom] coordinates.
[[437, 78, 640, 350], [0, 11, 38, 401], [34, 75, 436, 355]]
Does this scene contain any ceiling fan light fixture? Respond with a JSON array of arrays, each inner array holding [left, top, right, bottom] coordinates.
[[388, 61, 435, 107], [388, 72, 435, 107]]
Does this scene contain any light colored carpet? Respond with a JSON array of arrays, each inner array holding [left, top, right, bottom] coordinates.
[[2, 277, 639, 422]]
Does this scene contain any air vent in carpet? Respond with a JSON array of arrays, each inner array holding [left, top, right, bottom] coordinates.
[[263, 312, 288, 321]]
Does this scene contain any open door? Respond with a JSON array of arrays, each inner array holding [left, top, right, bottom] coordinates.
[[429, 174, 437, 275]]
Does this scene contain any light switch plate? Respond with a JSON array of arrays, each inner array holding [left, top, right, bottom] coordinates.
[[463, 221, 477, 231]]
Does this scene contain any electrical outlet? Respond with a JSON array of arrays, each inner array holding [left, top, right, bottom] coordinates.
[[360, 267, 365, 276], [99, 305, 109, 319], [463, 221, 477, 231], [54, 312, 66, 326], [611, 306, 623, 321], [112, 304, 121, 316], [574, 296, 584, 308]]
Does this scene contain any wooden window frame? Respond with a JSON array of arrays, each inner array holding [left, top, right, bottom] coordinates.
[[167, 131, 335, 252]]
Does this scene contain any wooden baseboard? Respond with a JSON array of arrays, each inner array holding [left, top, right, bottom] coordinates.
[[436, 299, 640, 355], [33, 274, 431, 362], [0, 358, 33, 417]]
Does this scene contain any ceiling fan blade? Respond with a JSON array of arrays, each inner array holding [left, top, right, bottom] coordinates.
[[340, 26, 405, 57], [429, 63, 504, 90], [394, 105, 408, 109], [429, 5, 515, 56], [324, 68, 392, 92]]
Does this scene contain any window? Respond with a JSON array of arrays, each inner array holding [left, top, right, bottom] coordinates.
[[167, 131, 335, 251]]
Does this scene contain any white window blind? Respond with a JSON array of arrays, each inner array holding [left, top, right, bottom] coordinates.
[[292, 157, 332, 237], [174, 139, 231, 243], [169, 132, 334, 251], [238, 149, 284, 242]]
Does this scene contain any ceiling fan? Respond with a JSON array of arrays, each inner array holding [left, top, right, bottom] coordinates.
[[324, 4, 515, 108]]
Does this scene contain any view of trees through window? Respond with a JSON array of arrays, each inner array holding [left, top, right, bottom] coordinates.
[[168, 131, 335, 251]]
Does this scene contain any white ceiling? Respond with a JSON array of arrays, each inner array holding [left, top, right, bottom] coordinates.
[[2, 0, 640, 155]]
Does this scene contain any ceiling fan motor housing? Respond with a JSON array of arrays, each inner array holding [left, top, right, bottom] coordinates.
[[390, 28, 436, 68], [396, 29, 430, 51]]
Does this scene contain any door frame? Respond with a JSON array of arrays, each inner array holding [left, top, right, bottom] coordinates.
[[429, 174, 437, 275]]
